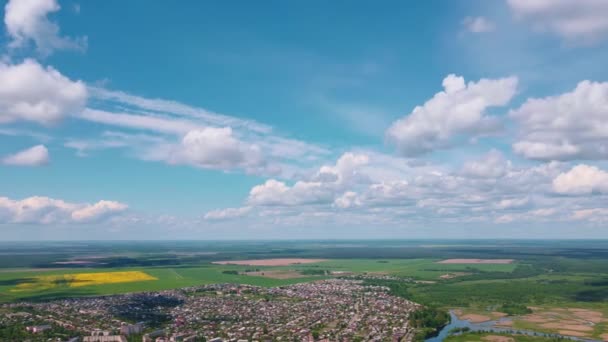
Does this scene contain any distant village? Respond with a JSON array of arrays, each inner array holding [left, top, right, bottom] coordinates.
[[0, 279, 420, 342]]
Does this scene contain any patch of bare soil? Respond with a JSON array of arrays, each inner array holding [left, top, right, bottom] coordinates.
[[541, 322, 593, 332], [514, 307, 608, 339], [558, 330, 589, 337], [495, 320, 513, 327], [461, 314, 492, 323], [491, 312, 508, 318], [521, 314, 550, 323], [567, 308, 605, 323]]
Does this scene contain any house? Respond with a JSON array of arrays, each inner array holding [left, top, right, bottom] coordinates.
[[83, 335, 127, 342], [26, 325, 52, 333], [120, 323, 143, 335]]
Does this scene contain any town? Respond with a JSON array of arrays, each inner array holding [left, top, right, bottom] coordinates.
[[0, 279, 420, 342]]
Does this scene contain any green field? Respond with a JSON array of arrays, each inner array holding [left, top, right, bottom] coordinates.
[[0, 265, 323, 302], [0, 258, 518, 302], [285, 258, 517, 278]]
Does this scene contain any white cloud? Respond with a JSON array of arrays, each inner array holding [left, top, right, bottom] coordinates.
[[89, 87, 271, 134], [0, 59, 87, 125], [64, 131, 166, 157], [248, 179, 291, 206], [2, 144, 49, 166], [507, 0, 608, 43], [315, 152, 370, 184], [495, 197, 530, 209], [553, 164, 608, 195], [248, 152, 369, 206], [248, 179, 333, 206], [495, 214, 515, 224], [68, 127, 275, 175], [571, 208, 608, 222], [71, 200, 128, 223], [4, 0, 86, 55], [73, 88, 329, 176], [0, 127, 52, 142], [529, 208, 556, 217], [0, 196, 127, 224], [461, 150, 511, 178], [463, 16, 495, 33], [167, 127, 269, 173], [363, 181, 411, 205], [334, 191, 361, 209], [386, 74, 517, 156], [512, 141, 580, 161], [208, 148, 605, 229], [76, 108, 202, 135], [511, 81, 608, 161], [204, 207, 251, 220]]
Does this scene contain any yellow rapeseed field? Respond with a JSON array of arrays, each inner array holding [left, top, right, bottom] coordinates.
[[69, 271, 157, 287], [12, 271, 157, 292]]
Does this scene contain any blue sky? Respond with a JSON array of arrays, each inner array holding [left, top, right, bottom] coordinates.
[[1, 0, 608, 240]]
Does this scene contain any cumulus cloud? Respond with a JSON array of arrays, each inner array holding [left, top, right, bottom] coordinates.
[[208, 147, 600, 229], [315, 153, 370, 184], [0, 59, 87, 125], [71, 127, 275, 175], [386, 74, 517, 156], [168, 127, 268, 173], [553, 164, 608, 195], [334, 191, 361, 209], [248, 179, 333, 206], [0, 196, 127, 224], [248, 153, 369, 206], [71, 200, 128, 223], [4, 0, 86, 55], [511, 81, 608, 161], [461, 150, 511, 178], [507, 0, 608, 43], [463, 16, 495, 33], [204, 206, 251, 220], [362, 181, 412, 206], [2, 144, 49, 166]]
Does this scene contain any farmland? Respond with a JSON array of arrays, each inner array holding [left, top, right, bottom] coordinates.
[[0, 257, 521, 303], [1, 240, 608, 340], [11, 271, 157, 292], [0, 266, 324, 302]]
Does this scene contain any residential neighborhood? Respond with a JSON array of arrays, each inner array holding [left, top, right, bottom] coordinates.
[[0, 279, 420, 342]]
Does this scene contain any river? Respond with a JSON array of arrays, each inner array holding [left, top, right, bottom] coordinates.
[[425, 311, 603, 342]]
